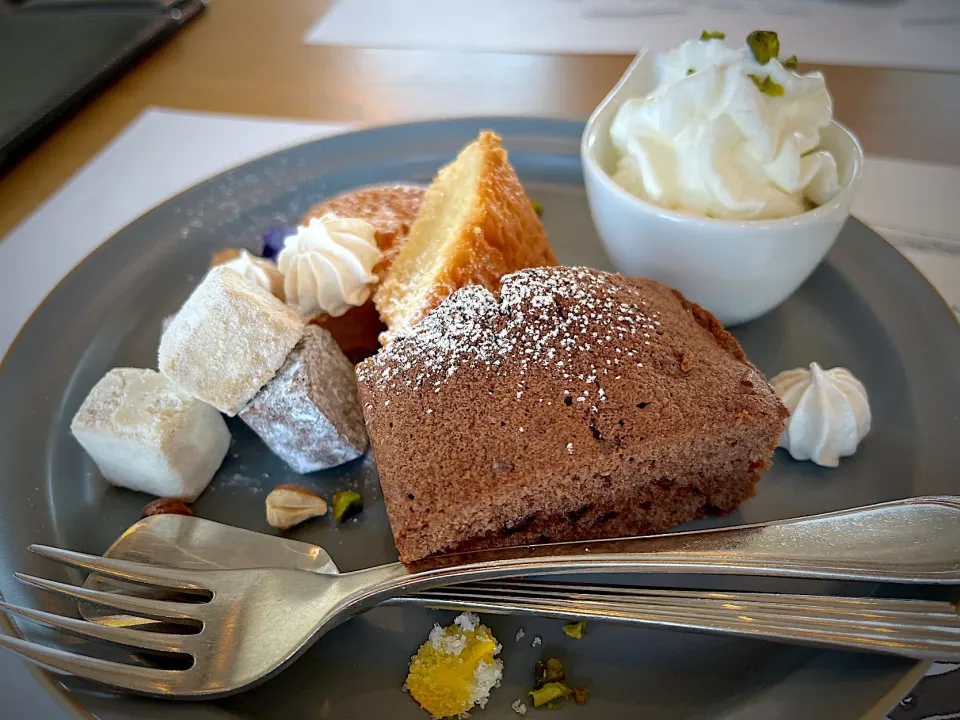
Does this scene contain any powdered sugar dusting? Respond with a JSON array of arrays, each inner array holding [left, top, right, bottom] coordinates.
[[357, 266, 663, 406]]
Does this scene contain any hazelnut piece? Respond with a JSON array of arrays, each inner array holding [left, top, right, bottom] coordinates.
[[142, 498, 193, 518]]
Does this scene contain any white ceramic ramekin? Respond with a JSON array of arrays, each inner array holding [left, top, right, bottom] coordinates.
[[581, 51, 864, 326]]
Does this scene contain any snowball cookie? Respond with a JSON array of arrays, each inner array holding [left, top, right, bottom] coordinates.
[[70, 368, 230, 500], [159, 266, 305, 415]]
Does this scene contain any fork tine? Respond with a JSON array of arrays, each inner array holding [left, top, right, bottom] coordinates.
[[28, 545, 209, 591], [0, 633, 183, 694], [0, 601, 191, 654], [15, 574, 202, 622]]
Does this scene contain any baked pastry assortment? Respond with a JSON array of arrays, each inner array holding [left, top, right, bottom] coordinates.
[[70, 128, 798, 581], [63, 127, 818, 717], [357, 266, 788, 563], [68, 132, 555, 504]]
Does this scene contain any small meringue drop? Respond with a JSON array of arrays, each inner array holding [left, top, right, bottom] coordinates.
[[770, 362, 870, 467], [222, 250, 285, 301]]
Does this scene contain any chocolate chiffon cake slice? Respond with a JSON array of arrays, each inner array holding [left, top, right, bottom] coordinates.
[[357, 267, 788, 563]]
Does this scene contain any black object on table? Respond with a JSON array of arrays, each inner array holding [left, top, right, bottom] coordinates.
[[0, 0, 206, 174]]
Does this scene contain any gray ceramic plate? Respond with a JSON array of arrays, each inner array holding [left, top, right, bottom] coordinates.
[[1, 118, 959, 720]]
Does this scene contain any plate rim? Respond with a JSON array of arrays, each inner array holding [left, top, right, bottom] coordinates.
[[1, 115, 955, 720]]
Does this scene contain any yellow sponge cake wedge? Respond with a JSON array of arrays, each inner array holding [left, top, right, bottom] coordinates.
[[373, 131, 557, 338]]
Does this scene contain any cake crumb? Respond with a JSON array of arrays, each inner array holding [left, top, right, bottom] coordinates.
[[408, 613, 503, 718], [515, 628, 526, 642], [531, 636, 542, 647], [512, 699, 528, 715]]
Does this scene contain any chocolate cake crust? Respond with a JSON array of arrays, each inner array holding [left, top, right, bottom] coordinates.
[[357, 267, 788, 563]]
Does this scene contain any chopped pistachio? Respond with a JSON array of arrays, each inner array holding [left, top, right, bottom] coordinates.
[[686, 68, 695, 75], [534, 657, 566, 688], [544, 658, 565, 684], [749, 74, 785, 97], [700, 30, 726, 40], [529, 682, 573, 708], [573, 687, 590, 706], [531, 200, 544, 218], [561, 621, 587, 639], [747, 30, 780, 64], [783, 54, 799, 70], [331, 490, 363, 523]]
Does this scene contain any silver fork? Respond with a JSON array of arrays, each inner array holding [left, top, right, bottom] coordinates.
[[1, 496, 960, 697], [0, 548, 959, 699]]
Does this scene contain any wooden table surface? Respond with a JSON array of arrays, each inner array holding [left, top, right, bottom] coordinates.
[[1, 0, 958, 239]]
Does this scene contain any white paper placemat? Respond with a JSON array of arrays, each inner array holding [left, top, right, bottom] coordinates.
[[304, 0, 960, 71]]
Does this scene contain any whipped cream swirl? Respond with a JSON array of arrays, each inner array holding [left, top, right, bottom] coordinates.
[[771, 362, 870, 467], [222, 250, 285, 301], [277, 214, 381, 317], [610, 38, 841, 220]]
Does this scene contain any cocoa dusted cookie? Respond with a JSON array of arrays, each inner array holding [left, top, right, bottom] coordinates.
[[357, 266, 788, 563], [240, 326, 367, 473]]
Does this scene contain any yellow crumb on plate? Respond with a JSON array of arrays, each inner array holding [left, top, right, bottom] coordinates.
[[406, 613, 503, 718]]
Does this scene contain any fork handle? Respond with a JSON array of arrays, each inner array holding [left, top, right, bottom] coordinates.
[[340, 497, 960, 604]]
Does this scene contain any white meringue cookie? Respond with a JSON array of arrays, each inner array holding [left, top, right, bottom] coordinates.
[[771, 362, 870, 467]]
